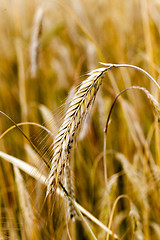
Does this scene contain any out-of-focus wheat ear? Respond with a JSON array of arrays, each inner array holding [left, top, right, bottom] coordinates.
[[139, 87, 160, 118], [14, 167, 40, 240], [30, 7, 43, 78], [47, 66, 113, 197], [39, 104, 58, 135], [124, 86, 160, 118], [129, 202, 143, 239]]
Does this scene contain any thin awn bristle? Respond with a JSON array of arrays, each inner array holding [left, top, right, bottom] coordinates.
[[30, 7, 43, 78], [47, 66, 111, 201]]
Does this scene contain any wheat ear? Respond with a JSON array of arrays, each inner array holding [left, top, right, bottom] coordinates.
[[47, 66, 112, 197], [30, 7, 43, 78]]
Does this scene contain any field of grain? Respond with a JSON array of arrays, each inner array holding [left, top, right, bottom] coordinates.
[[1, 0, 160, 239]]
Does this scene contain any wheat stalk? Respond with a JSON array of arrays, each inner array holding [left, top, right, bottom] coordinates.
[[47, 66, 113, 198]]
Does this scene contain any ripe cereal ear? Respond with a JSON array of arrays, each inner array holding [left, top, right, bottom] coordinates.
[[47, 66, 112, 198]]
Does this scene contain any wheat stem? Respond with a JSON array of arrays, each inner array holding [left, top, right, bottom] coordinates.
[[100, 63, 160, 91]]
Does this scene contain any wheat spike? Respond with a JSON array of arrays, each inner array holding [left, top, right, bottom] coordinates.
[[47, 66, 112, 197], [129, 86, 160, 118]]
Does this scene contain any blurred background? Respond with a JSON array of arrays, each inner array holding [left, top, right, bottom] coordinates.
[[0, 0, 160, 239]]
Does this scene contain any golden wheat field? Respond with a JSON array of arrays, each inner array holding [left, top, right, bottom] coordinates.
[[1, 0, 160, 239]]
